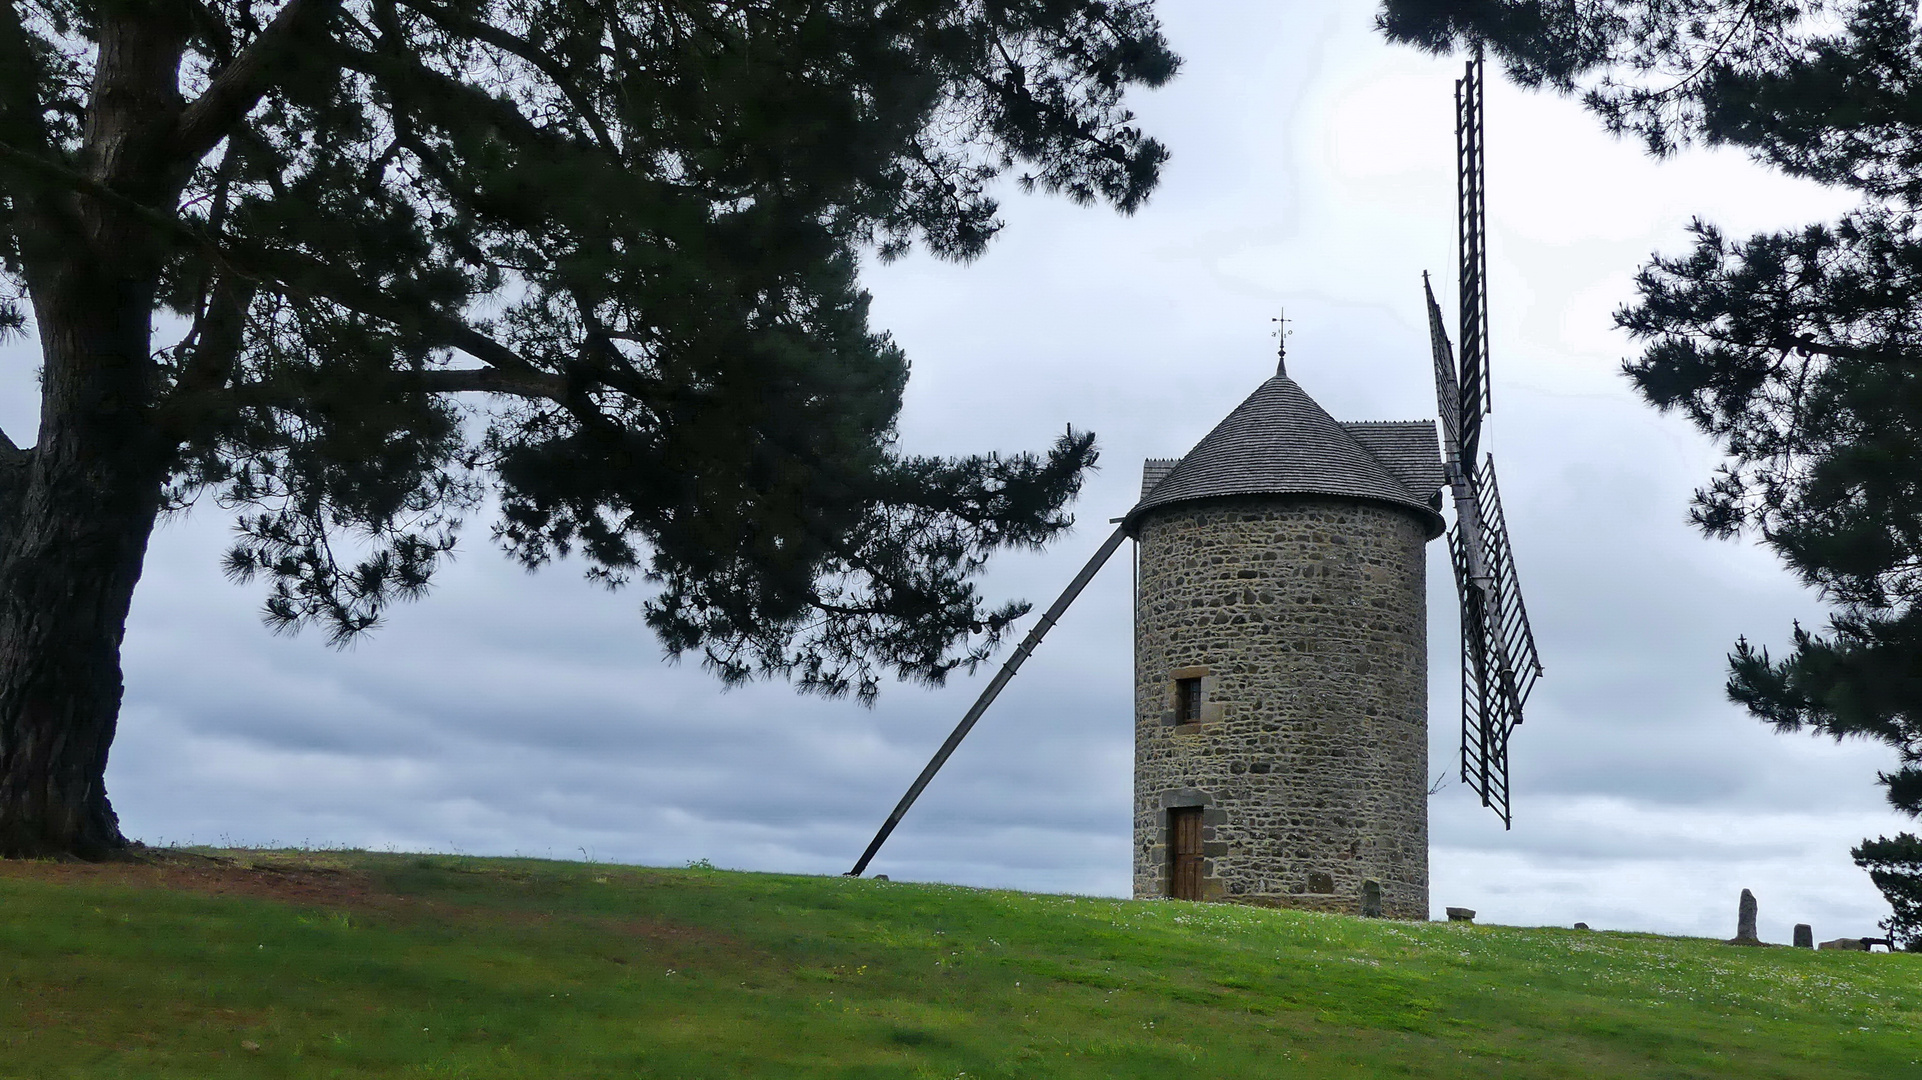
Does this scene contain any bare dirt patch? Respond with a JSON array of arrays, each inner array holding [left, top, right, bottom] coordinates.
[[600, 915, 748, 949], [0, 849, 397, 910], [0, 850, 747, 957]]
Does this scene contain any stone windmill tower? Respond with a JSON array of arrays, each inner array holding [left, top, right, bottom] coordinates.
[[1122, 359, 1444, 918]]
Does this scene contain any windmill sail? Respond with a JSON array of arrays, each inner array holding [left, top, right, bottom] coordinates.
[[1428, 46, 1543, 828], [1473, 457, 1542, 722], [1448, 456, 1543, 827], [1457, 49, 1491, 460]]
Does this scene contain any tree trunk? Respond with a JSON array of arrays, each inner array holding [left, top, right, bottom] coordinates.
[[0, 7, 184, 858], [0, 325, 165, 856], [0, 266, 170, 859]]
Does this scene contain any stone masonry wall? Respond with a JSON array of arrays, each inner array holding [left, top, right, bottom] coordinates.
[[1133, 496, 1431, 919]]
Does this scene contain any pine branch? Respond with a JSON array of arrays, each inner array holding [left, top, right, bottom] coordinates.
[[0, 133, 574, 395], [0, 2, 51, 150], [163, 364, 570, 435], [0, 0, 82, 281], [406, 368, 568, 398], [214, 366, 568, 404], [0, 429, 30, 548], [1768, 330, 1908, 365], [224, 238, 552, 380], [176, 277, 253, 392], [0, 4, 57, 166], [171, 0, 347, 170], [388, 0, 620, 156]]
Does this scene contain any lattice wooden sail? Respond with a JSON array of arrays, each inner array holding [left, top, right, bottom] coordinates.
[[1428, 47, 1544, 828], [1456, 48, 1491, 462]]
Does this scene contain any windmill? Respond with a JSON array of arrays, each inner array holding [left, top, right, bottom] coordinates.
[[845, 47, 1545, 889], [1426, 46, 1544, 828]]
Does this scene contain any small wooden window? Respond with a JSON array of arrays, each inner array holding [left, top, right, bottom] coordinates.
[[1169, 807, 1204, 901], [1174, 677, 1202, 725]]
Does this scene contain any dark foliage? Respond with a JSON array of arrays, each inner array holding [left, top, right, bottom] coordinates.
[[1, 0, 1179, 702], [1852, 833, 1922, 949], [1378, 0, 1922, 168]]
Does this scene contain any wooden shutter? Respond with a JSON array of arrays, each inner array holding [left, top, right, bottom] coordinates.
[[1170, 807, 1204, 900]]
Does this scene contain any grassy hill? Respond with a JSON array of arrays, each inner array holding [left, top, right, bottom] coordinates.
[[1, 850, 1916, 1078]]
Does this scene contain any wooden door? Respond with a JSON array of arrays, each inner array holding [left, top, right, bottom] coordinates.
[[1170, 807, 1204, 900]]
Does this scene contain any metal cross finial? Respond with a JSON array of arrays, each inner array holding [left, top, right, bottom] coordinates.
[[1270, 311, 1292, 377]]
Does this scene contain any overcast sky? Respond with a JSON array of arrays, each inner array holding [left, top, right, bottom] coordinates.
[[6, 1, 1913, 942]]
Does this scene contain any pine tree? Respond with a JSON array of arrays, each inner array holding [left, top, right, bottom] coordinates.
[[0, 0, 1178, 857], [1378, 0, 1922, 923], [1853, 834, 1922, 950]]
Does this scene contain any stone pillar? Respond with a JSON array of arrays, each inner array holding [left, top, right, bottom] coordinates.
[[1730, 888, 1760, 944], [1794, 923, 1813, 948]]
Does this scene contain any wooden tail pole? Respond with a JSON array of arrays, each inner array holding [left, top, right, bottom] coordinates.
[[846, 522, 1131, 878]]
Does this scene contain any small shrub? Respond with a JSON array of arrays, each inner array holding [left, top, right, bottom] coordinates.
[[1852, 833, 1922, 951]]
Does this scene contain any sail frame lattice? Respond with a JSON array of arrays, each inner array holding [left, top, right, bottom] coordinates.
[[1450, 457, 1541, 826]]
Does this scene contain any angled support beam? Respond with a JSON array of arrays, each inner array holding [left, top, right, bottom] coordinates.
[[847, 522, 1130, 878]]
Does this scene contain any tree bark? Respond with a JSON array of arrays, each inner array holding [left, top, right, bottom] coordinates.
[[0, 247, 172, 856], [0, 6, 184, 858]]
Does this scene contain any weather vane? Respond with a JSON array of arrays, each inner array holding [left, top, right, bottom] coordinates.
[[1270, 310, 1292, 376]]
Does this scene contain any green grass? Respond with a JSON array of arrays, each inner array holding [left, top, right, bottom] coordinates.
[[2, 850, 1917, 1078]]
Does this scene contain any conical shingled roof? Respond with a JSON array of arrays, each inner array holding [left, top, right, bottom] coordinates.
[[1123, 375, 1444, 538]]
